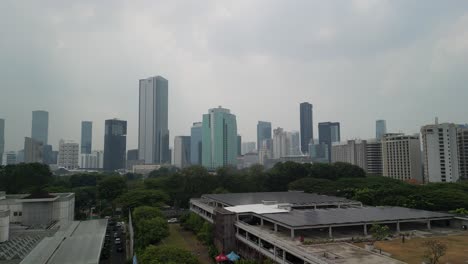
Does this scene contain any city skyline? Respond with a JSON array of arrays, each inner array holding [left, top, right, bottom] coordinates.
[[2, 1, 468, 151]]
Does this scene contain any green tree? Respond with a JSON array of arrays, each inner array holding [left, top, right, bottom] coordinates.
[[135, 217, 169, 249], [139, 245, 199, 264], [423, 240, 447, 264], [0, 163, 53, 193], [196, 222, 213, 245], [97, 176, 127, 202], [369, 223, 391, 242], [449, 208, 468, 215], [332, 162, 366, 178], [115, 189, 169, 213], [133, 206, 164, 224]]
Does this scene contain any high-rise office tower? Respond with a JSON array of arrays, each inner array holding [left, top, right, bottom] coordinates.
[[257, 121, 272, 151], [2, 151, 17, 165], [241, 142, 256, 155], [42, 145, 55, 165], [288, 131, 301, 156], [272, 127, 289, 159], [103, 119, 127, 171], [81, 121, 92, 154], [376, 120, 387, 141], [382, 133, 422, 182], [31, 110, 49, 145], [58, 140, 79, 170], [300, 102, 313, 154], [24, 137, 43, 163], [202, 107, 238, 169], [0, 119, 4, 165], [237, 135, 242, 157], [457, 125, 468, 180], [190, 122, 203, 165], [318, 122, 341, 162], [138, 76, 170, 164], [174, 136, 191, 168], [421, 122, 460, 183]]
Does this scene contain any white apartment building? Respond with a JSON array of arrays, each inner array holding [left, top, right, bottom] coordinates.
[[421, 123, 460, 183], [272, 128, 289, 159], [382, 133, 422, 182], [58, 140, 79, 170], [458, 125, 468, 180], [332, 140, 367, 170], [80, 150, 104, 169]]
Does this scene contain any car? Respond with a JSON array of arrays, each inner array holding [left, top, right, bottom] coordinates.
[[114, 238, 121, 245], [117, 246, 123, 253], [167, 218, 178, 223], [114, 232, 119, 238]]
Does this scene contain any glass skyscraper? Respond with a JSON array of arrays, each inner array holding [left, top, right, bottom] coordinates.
[[190, 122, 203, 165], [103, 119, 127, 171], [81, 121, 93, 154], [0, 119, 4, 165], [31, 110, 49, 145], [138, 76, 170, 164], [202, 107, 238, 169], [318, 122, 340, 162], [376, 120, 387, 140], [300, 102, 313, 154], [257, 121, 272, 151]]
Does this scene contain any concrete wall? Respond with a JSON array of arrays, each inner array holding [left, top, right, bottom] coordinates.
[[22, 202, 54, 227], [0, 210, 9, 242]]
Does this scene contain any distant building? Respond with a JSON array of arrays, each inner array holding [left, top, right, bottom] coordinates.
[[0, 119, 4, 165], [309, 142, 329, 163], [458, 125, 468, 180], [42, 145, 56, 165], [300, 102, 313, 154], [366, 139, 383, 176], [190, 122, 203, 165], [332, 140, 367, 170], [2, 151, 16, 165], [80, 121, 92, 154], [272, 128, 289, 159], [202, 107, 238, 169], [237, 152, 260, 169], [237, 135, 242, 157], [132, 164, 161, 176], [241, 142, 256, 155], [382, 133, 422, 182], [16, 149, 24, 163], [58, 140, 79, 170], [126, 149, 142, 170], [288, 131, 302, 156], [174, 136, 191, 168], [257, 121, 272, 151], [24, 137, 43, 163], [421, 122, 459, 183], [376, 120, 387, 141], [318, 122, 340, 162], [103, 119, 127, 171], [31, 110, 48, 145], [138, 76, 170, 165], [258, 139, 273, 165]]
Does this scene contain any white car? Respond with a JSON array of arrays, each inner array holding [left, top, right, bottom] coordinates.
[[167, 218, 178, 223], [114, 238, 121, 245]]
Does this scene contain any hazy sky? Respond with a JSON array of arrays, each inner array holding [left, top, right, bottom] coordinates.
[[1, 0, 468, 152]]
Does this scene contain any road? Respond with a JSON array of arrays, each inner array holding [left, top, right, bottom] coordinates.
[[101, 224, 126, 264]]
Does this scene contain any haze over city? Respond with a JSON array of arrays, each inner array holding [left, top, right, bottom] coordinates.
[[2, 0, 468, 151]]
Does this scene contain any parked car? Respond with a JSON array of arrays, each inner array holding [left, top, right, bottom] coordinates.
[[114, 238, 121, 245], [167, 218, 178, 223], [117, 246, 123, 253], [114, 232, 119, 238]]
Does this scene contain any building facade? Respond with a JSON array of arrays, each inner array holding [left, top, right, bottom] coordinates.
[[421, 123, 460, 183], [2, 151, 16, 165], [288, 131, 302, 156], [80, 151, 104, 169], [382, 133, 422, 182], [366, 139, 383, 175], [103, 119, 127, 171], [300, 102, 313, 154], [58, 140, 79, 170], [458, 125, 468, 180], [257, 121, 272, 152], [24, 137, 43, 163], [0, 119, 4, 165], [376, 120, 387, 141], [31, 110, 48, 145], [272, 128, 289, 159], [237, 135, 242, 157], [241, 142, 256, 155], [332, 140, 367, 170], [318, 122, 340, 162], [309, 142, 329, 163], [174, 136, 191, 168], [202, 107, 238, 169], [80, 121, 92, 154], [258, 139, 273, 165], [190, 122, 203, 165]]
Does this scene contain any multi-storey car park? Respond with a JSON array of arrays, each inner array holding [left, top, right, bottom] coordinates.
[[190, 191, 468, 264]]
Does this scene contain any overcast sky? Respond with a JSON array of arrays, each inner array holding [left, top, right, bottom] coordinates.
[[1, 0, 468, 152]]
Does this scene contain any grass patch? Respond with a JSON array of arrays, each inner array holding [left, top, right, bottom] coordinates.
[[162, 224, 188, 248]]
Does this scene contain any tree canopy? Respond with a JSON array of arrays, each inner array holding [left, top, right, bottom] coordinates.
[[138, 245, 199, 264]]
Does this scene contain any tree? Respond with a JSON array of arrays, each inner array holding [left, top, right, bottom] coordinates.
[[369, 223, 390, 242], [139, 245, 199, 264], [333, 162, 366, 178], [133, 206, 164, 224], [115, 189, 169, 213], [69, 173, 101, 187], [97, 176, 127, 202], [0, 163, 53, 193], [423, 240, 447, 264], [135, 217, 169, 249], [449, 208, 468, 215]]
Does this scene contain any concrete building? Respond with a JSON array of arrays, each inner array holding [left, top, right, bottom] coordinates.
[[174, 136, 191, 168], [272, 128, 289, 159], [42, 145, 56, 165], [421, 122, 460, 183], [16, 150, 24, 163], [58, 140, 79, 170], [103, 119, 127, 171], [241, 142, 256, 155], [190, 192, 455, 264], [318, 122, 340, 162], [31, 111, 48, 145], [376, 120, 387, 141], [24, 137, 43, 163], [258, 139, 273, 166], [300, 102, 313, 154], [126, 149, 143, 170], [382, 133, 422, 182], [138, 76, 170, 165], [0, 119, 4, 165], [257, 121, 272, 152], [309, 143, 329, 163], [132, 164, 161, 176], [190, 122, 203, 165], [366, 139, 383, 175], [237, 152, 260, 169], [458, 125, 468, 180], [80, 150, 104, 169], [2, 151, 17, 165], [287, 131, 301, 156], [202, 107, 238, 169], [332, 140, 367, 170], [80, 121, 92, 154]]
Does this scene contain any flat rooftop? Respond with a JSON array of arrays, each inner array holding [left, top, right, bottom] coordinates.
[[202, 192, 358, 206], [261, 206, 454, 228]]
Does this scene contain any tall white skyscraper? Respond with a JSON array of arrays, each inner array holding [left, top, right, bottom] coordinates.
[[376, 120, 387, 141], [58, 140, 79, 170], [421, 122, 460, 183], [138, 76, 170, 164]]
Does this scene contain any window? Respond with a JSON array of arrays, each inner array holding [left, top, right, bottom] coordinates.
[[13, 212, 18, 216]]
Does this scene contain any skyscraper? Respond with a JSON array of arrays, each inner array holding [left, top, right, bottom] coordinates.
[[0, 119, 4, 165], [103, 119, 127, 171], [257, 121, 272, 151], [202, 107, 238, 169], [288, 131, 301, 156], [31, 110, 49, 145], [190, 122, 203, 165], [58, 140, 79, 170], [138, 76, 170, 164], [81, 121, 92, 154], [318, 122, 341, 162], [174, 136, 191, 168], [457, 125, 468, 180], [272, 127, 289, 159], [237, 135, 242, 157], [376, 120, 387, 141], [300, 102, 313, 154], [24, 137, 43, 163]]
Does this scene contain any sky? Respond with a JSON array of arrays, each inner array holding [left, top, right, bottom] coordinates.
[[1, 0, 468, 152]]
